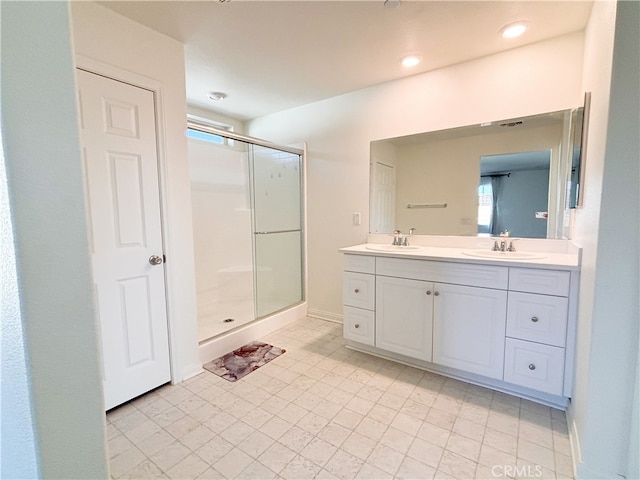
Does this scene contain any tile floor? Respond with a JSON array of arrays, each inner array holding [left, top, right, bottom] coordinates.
[[106, 317, 574, 480]]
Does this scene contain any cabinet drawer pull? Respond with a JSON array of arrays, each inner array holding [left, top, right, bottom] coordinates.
[[355, 323, 360, 329], [434, 291, 440, 296], [528, 363, 536, 370], [354, 288, 360, 293], [531, 316, 539, 323], [426, 290, 432, 295]]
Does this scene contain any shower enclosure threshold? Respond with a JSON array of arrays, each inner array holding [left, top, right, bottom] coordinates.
[[197, 302, 307, 364]]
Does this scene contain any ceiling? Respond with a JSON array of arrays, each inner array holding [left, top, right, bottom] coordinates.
[[481, 151, 551, 175], [100, 0, 593, 121]]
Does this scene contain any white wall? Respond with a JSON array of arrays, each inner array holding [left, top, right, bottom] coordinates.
[[494, 168, 550, 238], [1, 2, 108, 477], [247, 32, 585, 320], [395, 138, 479, 236], [188, 104, 246, 134], [570, 1, 640, 478], [70, 2, 201, 381], [0, 46, 39, 480]]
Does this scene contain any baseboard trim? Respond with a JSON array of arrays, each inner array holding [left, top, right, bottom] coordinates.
[[566, 402, 581, 480], [307, 308, 342, 324], [179, 364, 205, 383], [346, 341, 569, 409]]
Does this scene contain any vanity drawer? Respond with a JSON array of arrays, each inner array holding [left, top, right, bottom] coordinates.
[[506, 292, 568, 347], [376, 257, 508, 290], [504, 338, 565, 396], [343, 306, 374, 346], [343, 272, 375, 310], [344, 254, 375, 274], [509, 268, 570, 296]]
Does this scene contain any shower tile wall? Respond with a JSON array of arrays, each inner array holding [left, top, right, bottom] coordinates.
[[189, 138, 255, 341]]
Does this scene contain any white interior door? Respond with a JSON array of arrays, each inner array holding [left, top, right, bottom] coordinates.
[[77, 69, 171, 410], [371, 162, 395, 233]]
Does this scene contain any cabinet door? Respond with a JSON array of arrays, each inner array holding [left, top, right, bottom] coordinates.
[[433, 283, 507, 380], [376, 276, 433, 361]]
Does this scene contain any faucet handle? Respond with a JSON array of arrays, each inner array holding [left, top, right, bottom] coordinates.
[[392, 229, 402, 246], [500, 230, 510, 238], [507, 238, 520, 252], [402, 228, 416, 246]]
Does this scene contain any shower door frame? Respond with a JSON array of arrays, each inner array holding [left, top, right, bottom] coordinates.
[[187, 120, 307, 324]]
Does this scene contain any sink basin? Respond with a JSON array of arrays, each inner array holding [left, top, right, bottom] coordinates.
[[365, 244, 423, 252], [461, 249, 546, 260]]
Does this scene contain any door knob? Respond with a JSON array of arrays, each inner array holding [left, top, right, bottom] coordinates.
[[149, 255, 163, 265]]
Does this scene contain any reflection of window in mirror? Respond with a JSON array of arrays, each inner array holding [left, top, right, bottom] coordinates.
[[477, 179, 493, 236]]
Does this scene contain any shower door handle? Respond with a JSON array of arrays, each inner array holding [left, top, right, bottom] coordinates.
[[254, 229, 301, 235]]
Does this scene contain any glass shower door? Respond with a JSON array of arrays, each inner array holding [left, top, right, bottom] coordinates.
[[250, 145, 303, 318]]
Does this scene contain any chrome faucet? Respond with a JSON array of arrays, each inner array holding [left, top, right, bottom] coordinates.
[[392, 230, 403, 246], [402, 228, 416, 246], [491, 230, 517, 252]]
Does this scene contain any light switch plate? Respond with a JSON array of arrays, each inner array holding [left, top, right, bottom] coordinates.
[[353, 212, 361, 226]]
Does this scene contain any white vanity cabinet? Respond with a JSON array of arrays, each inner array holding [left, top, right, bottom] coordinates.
[[341, 251, 579, 407]]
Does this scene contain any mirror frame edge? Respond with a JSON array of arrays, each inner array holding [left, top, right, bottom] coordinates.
[[575, 91, 592, 208]]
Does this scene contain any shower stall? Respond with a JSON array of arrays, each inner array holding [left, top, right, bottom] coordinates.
[[187, 122, 304, 343]]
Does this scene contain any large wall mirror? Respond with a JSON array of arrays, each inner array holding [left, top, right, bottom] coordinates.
[[370, 96, 589, 239]]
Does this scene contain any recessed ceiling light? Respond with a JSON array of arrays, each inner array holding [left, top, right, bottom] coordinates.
[[384, 0, 400, 9], [501, 22, 528, 39], [207, 91, 227, 101], [401, 55, 422, 68]]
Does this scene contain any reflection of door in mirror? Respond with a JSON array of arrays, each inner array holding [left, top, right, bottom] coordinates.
[[479, 151, 551, 239], [371, 162, 395, 233], [370, 141, 397, 233]]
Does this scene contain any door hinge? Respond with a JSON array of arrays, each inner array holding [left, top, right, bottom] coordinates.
[[163, 254, 167, 264]]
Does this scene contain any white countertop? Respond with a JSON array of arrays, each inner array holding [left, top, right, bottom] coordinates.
[[340, 243, 581, 270]]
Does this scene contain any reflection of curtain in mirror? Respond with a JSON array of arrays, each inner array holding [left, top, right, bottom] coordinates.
[[491, 175, 503, 235]]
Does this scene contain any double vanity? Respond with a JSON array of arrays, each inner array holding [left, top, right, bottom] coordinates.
[[340, 239, 580, 408]]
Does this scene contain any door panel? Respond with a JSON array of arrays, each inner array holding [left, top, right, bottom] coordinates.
[[77, 70, 170, 410], [432, 283, 507, 380], [371, 162, 395, 233], [376, 276, 433, 361], [250, 145, 303, 318]]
